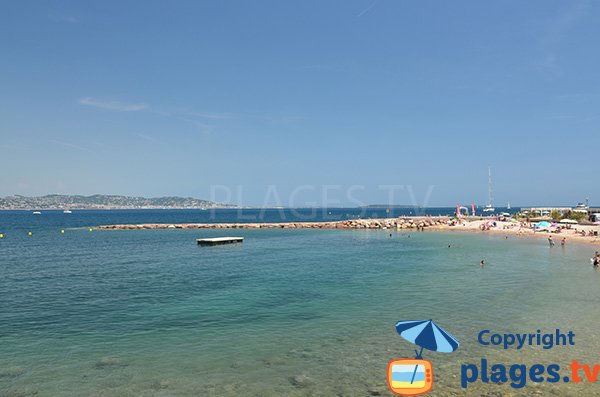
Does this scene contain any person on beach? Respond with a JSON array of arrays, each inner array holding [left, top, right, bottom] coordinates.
[[593, 254, 599, 268], [561, 237, 566, 246], [548, 235, 554, 246]]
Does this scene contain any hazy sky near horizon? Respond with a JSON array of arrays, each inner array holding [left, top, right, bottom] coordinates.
[[1, 1, 599, 207]]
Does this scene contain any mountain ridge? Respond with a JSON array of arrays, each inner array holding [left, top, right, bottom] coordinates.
[[0, 194, 236, 210]]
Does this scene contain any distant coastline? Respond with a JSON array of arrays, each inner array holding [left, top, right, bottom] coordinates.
[[359, 204, 422, 209], [0, 194, 238, 210]]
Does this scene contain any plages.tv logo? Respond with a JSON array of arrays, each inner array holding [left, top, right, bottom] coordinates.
[[387, 320, 460, 396]]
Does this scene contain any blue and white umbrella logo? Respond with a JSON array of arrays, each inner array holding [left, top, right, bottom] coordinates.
[[395, 319, 459, 359], [388, 320, 459, 394]]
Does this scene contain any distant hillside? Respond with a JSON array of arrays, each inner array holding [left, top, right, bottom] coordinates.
[[359, 204, 422, 208], [0, 194, 237, 210]]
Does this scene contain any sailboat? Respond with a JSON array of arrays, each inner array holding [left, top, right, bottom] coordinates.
[[507, 202, 511, 210], [483, 167, 495, 213]]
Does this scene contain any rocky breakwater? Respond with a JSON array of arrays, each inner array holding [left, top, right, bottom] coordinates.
[[97, 216, 450, 230]]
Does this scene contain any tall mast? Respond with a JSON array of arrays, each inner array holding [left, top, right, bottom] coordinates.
[[488, 166, 493, 207]]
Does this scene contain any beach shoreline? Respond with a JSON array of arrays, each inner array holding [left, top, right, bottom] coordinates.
[[97, 216, 600, 246]]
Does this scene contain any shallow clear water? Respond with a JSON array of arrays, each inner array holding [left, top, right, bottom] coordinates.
[[1, 211, 599, 396]]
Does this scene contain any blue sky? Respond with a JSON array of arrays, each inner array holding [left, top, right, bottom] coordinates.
[[1, 1, 598, 207]]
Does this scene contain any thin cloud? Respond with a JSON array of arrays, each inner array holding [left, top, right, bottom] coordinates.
[[534, 1, 588, 74], [180, 110, 236, 120], [171, 116, 215, 135], [78, 96, 299, 136], [180, 109, 301, 124], [551, 1, 588, 38], [91, 141, 113, 149], [533, 54, 560, 77], [357, 1, 377, 17], [80, 97, 148, 112], [134, 133, 162, 144], [51, 140, 96, 154]]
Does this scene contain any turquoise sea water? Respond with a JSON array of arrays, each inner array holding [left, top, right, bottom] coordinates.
[[1, 210, 600, 396]]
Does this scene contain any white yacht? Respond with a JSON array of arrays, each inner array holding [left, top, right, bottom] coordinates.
[[573, 200, 589, 214], [63, 210, 73, 214]]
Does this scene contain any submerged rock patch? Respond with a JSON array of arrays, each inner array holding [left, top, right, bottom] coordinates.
[[94, 357, 128, 369], [288, 374, 314, 388], [0, 367, 26, 378]]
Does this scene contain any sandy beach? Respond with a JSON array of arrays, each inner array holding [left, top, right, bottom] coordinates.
[[436, 218, 600, 246]]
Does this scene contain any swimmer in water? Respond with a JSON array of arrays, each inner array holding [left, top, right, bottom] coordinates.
[[548, 235, 554, 246], [480, 260, 485, 268]]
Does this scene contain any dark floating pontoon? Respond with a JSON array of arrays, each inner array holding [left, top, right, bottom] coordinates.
[[196, 237, 244, 246]]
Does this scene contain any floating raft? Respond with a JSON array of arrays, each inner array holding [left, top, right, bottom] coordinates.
[[196, 237, 244, 246]]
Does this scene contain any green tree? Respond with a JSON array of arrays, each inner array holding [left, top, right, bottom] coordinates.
[[563, 210, 586, 222]]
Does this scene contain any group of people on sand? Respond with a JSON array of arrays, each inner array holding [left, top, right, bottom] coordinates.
[[547, 235, 566, 246], [575, 229, 598, 237], [479, 221, 496, 231]]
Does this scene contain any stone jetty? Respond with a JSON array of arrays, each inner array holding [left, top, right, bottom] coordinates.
[[97, 216, 451, 230]]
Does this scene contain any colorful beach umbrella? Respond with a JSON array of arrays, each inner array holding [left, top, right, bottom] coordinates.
[[395, 320, 459, 358], [559, 219, 578, 224], [535, 221, 552, 229]]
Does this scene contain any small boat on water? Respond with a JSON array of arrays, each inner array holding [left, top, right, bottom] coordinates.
[[32, 211, 42, 215], [63, 210, 73, 214]]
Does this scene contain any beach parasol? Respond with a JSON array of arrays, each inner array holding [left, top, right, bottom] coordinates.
[[560, 219, 578, 224], [395, 320, 459, 358], [536, 221, 551, 229]]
